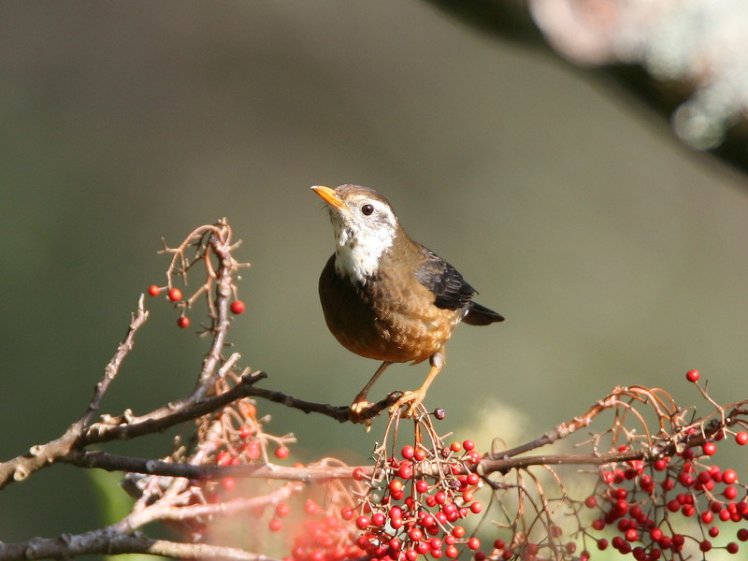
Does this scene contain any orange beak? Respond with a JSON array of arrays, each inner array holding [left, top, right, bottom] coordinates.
[[310, 185, 346, 210]]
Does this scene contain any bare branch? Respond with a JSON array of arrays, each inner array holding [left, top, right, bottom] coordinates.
[[84, 370, 268, 442], [81, 295, 150, 426], [0, 296, 150, 489], [0, 532, 276, 561], [245, 386, 403, 423], [66, 449, 368, 481]]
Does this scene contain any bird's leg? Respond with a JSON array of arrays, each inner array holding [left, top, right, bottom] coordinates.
[[390, 350, 445, 417], [350, 361, 392, 423]]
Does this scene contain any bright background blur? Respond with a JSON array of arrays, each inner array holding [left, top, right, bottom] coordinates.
[[1, 1, 747, 544]]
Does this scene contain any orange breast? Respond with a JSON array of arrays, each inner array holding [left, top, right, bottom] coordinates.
[[318, 255, 462, 364]]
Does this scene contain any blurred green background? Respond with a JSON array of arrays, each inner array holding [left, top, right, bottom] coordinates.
[[1, 1, 747, 545]]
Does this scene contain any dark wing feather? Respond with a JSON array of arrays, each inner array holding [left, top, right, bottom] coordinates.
[[414, 248, 478, 310], [414, 247, 505, 324]]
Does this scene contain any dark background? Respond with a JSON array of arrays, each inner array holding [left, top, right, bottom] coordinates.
[[1, 1, 746, 543]]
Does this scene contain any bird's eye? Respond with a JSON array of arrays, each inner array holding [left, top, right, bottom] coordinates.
[[361, 204, 374, 216]]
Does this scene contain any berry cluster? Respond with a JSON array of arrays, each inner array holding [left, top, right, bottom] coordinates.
[[286, 498, 367, 561], [575, 374, 748, 560], [194, 374, 294, 503], [147, 284, 246, 329], [477, 532, 575, 561], [351, 412, 484, 561], [582, 449, 747, 560]]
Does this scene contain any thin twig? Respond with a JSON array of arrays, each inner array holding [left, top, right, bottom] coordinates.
[[82, 295, 150, 426]]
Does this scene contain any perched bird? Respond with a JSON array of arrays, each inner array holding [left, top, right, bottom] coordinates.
[[311, 184, 504, 421]]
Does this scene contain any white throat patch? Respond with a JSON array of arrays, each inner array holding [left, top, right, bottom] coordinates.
[[330, 202, 398, 283]]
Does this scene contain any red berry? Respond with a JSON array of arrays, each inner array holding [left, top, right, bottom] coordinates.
[[467, 537, 480, 550], [268, 518, 282, 532], [245, 440, 261, 460], [685, 369, 700, 382], [177, 316, 190, 329], [414, 447, 427, 461], [408, 527, 423, 541], [469, 501, 482, 514], [230, 300, 246, 315], [462, 439, 475, 451], [221, 477, 236, 491], [274, 446, 289, 459], [397, 462, 413, 479], [355, 515, 370, 530], [625, 529, 639, 542], [723, 469, 738, 484], [739, 529, 748, 542], [699, 540, 712, 552], [702, 442, 717, 456], [415, 479, 429, 493], [420, 513, 436, 528], [401, 445, 415, 459], [736, 432, 748, 446], [275, 502, 290, 517], [371, 512, 386, 527], [451, 526, 465, 539], [303, 499, 319, 515], [147, 284, 160, 297], [238, 425, 252, 440], [445, 545, 459, 559], [340, 506, 354, 520], [168, 287, 183, 302], [727, 542, 739, 554]]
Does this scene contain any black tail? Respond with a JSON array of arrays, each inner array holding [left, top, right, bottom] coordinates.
[[463, 302, 504, 326]]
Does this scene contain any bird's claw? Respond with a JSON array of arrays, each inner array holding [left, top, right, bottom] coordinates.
[[349, 399, 375, 430], [389, 389, 426, 418]]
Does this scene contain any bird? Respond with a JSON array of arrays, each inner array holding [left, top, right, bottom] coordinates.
[[311, 184, 504, 422]]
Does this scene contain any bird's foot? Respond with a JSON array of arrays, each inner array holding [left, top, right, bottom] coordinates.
[[349, 399, 375, 430], [389, 388, 426, 418]]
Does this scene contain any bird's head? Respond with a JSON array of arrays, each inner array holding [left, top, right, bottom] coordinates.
[[311, 184, 400, 282]]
